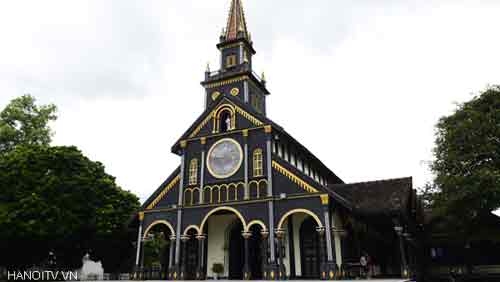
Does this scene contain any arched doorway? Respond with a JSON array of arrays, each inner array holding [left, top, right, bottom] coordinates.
[[199, 206, 247, 280], [142, 221, 175, 279], [277, 209, 323, 279], [228, 221, 244, 279], [300, 217, 320, 278]]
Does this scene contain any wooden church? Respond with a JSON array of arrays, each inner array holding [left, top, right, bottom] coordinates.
[[133, 0, 422, 280]]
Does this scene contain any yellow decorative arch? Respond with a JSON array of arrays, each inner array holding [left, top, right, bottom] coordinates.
[[277, 209, 323, 230], [199, 206, 247, 235], [143, 220, 175, 239], [183, 225, 201, 235], [246, 220, 267, 232], [249, 179, 268, 198], [184, 187, 200, 206], [213, 104, 236, 133]]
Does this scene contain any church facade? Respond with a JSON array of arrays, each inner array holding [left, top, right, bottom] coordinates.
[[133, 0, 422, 280]]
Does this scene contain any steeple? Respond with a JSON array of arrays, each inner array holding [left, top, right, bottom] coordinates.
[[202, 0, 269, 115], [224, 0, 249, 41]]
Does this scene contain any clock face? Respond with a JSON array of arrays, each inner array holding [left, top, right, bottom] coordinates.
[[207, 138, 243, 179]]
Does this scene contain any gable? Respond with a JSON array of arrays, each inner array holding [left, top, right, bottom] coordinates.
[[172, 95, 268, 152]]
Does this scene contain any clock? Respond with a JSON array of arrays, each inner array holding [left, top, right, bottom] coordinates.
[[206, 138, 243, 178]]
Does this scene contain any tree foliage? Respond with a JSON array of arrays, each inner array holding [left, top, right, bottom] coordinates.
[[0, 145, 139, 269], [0, 95, 57, 154], [431, 85, 500, 233]]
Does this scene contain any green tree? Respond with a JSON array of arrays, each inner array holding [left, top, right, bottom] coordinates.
[[431, 85, 500, 234], [0, 95, 57, 154], [0, 145, 140, 270]]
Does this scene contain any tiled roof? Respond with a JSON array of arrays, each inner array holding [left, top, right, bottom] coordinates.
[[329, 177, 413, 216]]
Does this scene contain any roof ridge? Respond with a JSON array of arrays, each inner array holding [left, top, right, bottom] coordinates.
[[330, 176, 412, 187]]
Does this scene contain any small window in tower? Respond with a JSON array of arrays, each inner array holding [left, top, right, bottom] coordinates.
[[226, 55, 237, 68], [253, 149, 264, 177], [219, 110, 233, 132], [189, 158, 198, 185]]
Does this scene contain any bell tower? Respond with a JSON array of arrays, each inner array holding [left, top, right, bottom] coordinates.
[[202, 0, 270, 115]]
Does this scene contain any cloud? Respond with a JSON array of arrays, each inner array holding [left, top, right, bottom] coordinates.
[[0, 1, 499, 202]]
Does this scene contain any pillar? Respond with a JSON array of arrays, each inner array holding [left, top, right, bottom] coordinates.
[[320, 195, 337, 280], [242, 231, 252, 280], [317, 227, 327, 280], [174, 143, 187, 280], [168, 235, 176, 279], [180, 234, 190, 280], [199, 138, 206, 204], [261, 230, 270, 280], [196, 234, 206, 280], [135, 212, 144, 270], [275, 228, 286, 280], [265, 126, 279, 279], [333, 228, 347, 279], [243, 130, 249, 200]]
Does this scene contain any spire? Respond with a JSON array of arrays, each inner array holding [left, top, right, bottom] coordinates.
[[225, 0, 249, 41]]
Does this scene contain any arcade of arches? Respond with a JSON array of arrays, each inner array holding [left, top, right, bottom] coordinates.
[[137, 205, 413, 280]]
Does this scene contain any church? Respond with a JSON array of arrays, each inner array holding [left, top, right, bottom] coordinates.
[[133, 0, 422, 280]]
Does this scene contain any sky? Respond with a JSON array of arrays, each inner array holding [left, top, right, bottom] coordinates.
[[0, 0, 499, 203]]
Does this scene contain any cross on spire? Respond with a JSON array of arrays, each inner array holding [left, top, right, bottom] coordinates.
[[224, 0, 249, 41]]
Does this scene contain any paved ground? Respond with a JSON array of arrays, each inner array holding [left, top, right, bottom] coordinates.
[[85, 280, 409, 282]]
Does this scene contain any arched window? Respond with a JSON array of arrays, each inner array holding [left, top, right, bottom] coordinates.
[[189, 158, 198, 185], [213, 105, 235, 133], [219, 110, 232, 132], [253, 148, 264, 177]]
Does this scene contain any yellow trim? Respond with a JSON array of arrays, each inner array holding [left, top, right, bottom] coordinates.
[[252, 148, 264, 177], [206, 138, 243, 179], [180, 140, 187, 148], [277, 208, 323, 230], [188, 158, 199, 185], [202, 182, 245, 204], [272, 161, 319, 193], [320, 194, 329, 205], [218, 42, 242, 50], [200, 137, 206, 145], [264, 125, 272, 133], [205, 75, 249, 89], [184, 187, 200, 206], [138, 212, 144, 221], [199, 206, 247, 234], [186, 101, 262, 140], [147, 175, 180, 210], [189, 115, 212, 138], [143, 220, 175, 239], [213, 104, 236, 133], [246, 220, 267, 232], [242, 129, 249, 137], [248, 179, 267, 198], [211, 91, 221, 101], [183, 225, 201, 235], [230, 87, 240, 96], [234, 105, 263, 126]]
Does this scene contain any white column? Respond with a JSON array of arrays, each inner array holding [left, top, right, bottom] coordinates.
[[135, 222, 143, 266]]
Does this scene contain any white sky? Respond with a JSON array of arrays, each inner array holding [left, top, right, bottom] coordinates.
[[0, 0, 499, 203]]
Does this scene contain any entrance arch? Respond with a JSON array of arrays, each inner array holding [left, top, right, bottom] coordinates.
[[141, 220, 175, 280], [277, 208, 323, 230], [199, 206, 247, 234], [143, 220, 175, 239]]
